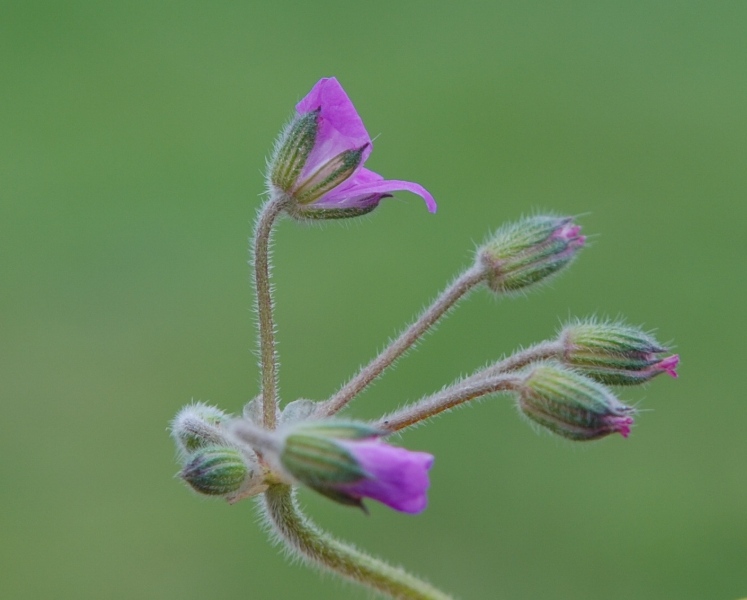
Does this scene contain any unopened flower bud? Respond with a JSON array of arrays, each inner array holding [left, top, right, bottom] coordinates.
[[180, 446, 251, 496], [560, 321, 679, 385], [478, 215, 585, 294], [279, 421, 433, 514], [171, 403, 232, 456], [519, 363, 634, 441]]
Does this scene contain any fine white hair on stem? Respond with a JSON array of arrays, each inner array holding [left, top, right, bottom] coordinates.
[[316, 265, 487, 419], [259, 485, 454, 600]]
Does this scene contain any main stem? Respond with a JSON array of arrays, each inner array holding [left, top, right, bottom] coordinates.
[[318, 266, 486, 417], [263, 485, 453, 600], [254, 195, 288, 430]]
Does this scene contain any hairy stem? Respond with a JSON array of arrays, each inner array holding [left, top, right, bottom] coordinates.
[[376, 374, 521, 433], [478, 340, 562, 379], [263, 485, 453, 600], [231, 419, 282, 454], [254, 195, 289, 430], [375, 341, 561, 432], [317, 266, 486, 418]]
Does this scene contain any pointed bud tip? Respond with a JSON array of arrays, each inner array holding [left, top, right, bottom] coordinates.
[[554, 223, 582, 241], [660, 354, 680, 378], [607, 415, 635, 438]]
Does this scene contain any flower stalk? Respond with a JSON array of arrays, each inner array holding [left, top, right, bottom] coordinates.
[[253, 195, 289, 429], [317, 265, 486, 418], [263, 485, 453, 600], [377, 373, 521, 432]]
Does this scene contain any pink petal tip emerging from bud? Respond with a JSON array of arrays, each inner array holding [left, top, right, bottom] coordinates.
[[559, 224, 582, 240], [551, 222, 585, 250], [659, 354, 680, 378], [606, 415, 635, 438]]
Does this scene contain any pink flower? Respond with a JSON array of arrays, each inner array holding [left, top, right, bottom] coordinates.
[[336, 439, 434, 514], [279, 422, 434, 514], [270, 77, 436, 219]]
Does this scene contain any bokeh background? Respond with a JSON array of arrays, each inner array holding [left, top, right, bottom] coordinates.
[[2, 2, 745, 599]]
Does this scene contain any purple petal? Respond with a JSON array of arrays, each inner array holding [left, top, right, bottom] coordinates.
[[296, 78, 372, 179], [656, 354, 680, 378], [337, 439, 434, 514], [318, 167, 437, 213]]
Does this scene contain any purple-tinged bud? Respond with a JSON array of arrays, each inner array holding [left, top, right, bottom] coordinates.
[[180, 446, 252, 497], [279, 421, 433, 514], [478, 215, 585, 294], [171, 403, 232, 456], [560, 321, 679, 385], [518, 363, 635, 441]]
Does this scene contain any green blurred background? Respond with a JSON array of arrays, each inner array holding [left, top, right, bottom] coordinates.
[[2, 1, 745, 598]]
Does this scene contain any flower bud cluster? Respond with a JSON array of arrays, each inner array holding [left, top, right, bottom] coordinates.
[[171, 403, 264, 501], [171, 76, 679, 534]]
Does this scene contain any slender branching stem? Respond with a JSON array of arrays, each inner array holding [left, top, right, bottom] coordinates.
[[477, 340, 562, 380], [376, 374, 521, 433], [317, 266, 486, 418], [253, 194, 289, 430], [263, 485, 454, 600], [375, 341, 562, 432]]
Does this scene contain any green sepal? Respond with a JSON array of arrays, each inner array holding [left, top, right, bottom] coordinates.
[[281, 434, 368, 486], [306, 483, 368, 512], [288, 203, 378, 221], [562, 321, 666, 357], [270, 109, 320, 191], [291, 420, 383, 440], [568, 365, 658, 386], [293, 145, 367, 204], [172, 403, 232, 455]]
